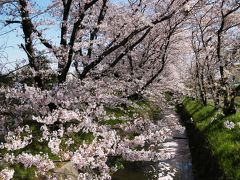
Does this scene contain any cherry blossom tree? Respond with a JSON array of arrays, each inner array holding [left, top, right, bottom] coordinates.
[[0, 0, 203, 179], [1, 0, 193, 87], [189, 0, 240, 114]]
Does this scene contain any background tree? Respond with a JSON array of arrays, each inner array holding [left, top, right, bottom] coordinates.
[[189, 0, 240, 114], [1, 0, 193, 88]]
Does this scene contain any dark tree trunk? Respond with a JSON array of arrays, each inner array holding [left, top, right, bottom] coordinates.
[[19, 0, 43, 89]]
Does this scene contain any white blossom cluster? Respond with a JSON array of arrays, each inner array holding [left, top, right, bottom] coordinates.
[[0, 168, 14, 180], [0, 125, 32, 151], [32, 108, 80, 124], [48, 137, 61, 155], [17, 153, 55, 172], [224, 120, 235, 129], [0, 77, 177, 178], [4, 153, 55, 173], [77, 172, 111, 180]]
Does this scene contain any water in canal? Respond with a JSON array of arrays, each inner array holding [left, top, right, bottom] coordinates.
[[112, 105, 193, 180]]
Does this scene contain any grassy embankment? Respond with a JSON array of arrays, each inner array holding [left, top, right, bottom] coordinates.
[[179, 97, 240, 179]]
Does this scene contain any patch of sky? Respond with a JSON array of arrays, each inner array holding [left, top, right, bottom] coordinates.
[[0, 0, 128, 71]]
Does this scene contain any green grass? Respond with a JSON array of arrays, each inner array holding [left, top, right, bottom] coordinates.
[[100, 119, 127, 126], [182, 97, 240, 179], [127, 132, 141, 140], [60, 131, 95, 151], [133, 98, 162, 120], [164, 91, 174, 102], [12, 164, 37, 180], [105, 105, 136, 118], [103, 98, 161, 124], [134, 98, 151, 107]]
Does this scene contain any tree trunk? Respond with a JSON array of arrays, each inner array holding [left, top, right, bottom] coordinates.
[[19, 0, 43, 89]]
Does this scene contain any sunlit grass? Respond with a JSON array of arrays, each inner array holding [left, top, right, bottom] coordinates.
[[182, 97, 240, 179], [104, 98, 162, 123]]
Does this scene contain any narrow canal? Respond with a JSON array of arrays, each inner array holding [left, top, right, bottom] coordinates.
[[113, 105, 193, 180]]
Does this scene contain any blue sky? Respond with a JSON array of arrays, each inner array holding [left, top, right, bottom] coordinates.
[[0, 0, 127, 71]]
